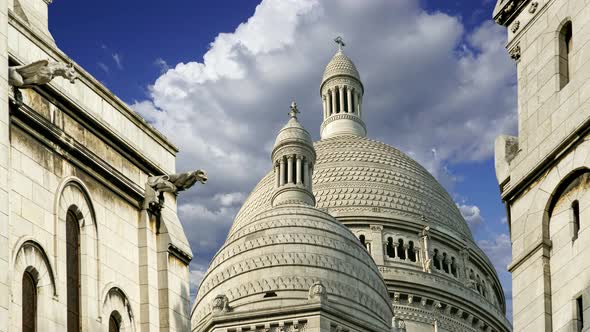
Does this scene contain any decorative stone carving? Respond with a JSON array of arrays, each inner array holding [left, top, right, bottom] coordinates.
[[370, 224, 383, 231], [211, 294, 230, 313], [308, 281, 328, 302], [529, 1, 538, 13], [420, 226, 432, 273], [511, 21, 520, 33], [509, 44, 521, 61], [144, 170, 207, 210], [392, 317, 406, 331], [9, 60, 77, 88]]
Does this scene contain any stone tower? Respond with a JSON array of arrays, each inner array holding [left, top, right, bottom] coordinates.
[[494, 0, 590, 331]]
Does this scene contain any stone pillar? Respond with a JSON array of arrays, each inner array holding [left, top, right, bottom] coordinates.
[[370, 225, 384, 265], [287, 156, 294, 184], [339, 86, 345, 113], [279, 158, 286, 186], [275, 162, 280, 188], [358, 93, 363, 117], [138, 210, 161, 331], [0, 0, 10, 329], [303, 159, 310, 188], [331, 89, 337, 114], [347, 87, 353, 113], [296, 157, 302, 184]]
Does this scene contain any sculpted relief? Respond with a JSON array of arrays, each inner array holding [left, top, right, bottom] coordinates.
[[9, 60, 77, 88]]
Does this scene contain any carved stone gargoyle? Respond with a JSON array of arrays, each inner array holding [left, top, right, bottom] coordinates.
[[144, 170, 208, 211], [9, 60, 77, 105], [9, 60, 77, 88]]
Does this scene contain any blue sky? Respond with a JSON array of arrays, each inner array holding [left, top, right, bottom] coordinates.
[[49, 0, 514, 319]]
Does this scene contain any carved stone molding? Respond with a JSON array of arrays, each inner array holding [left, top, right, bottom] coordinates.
[[529, 1, 539, 13], [511, 20, 520, 33], [509, 44, 521, 61]]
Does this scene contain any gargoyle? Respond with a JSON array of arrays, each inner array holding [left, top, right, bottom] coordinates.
[[144, 170, 207, 210], [9, 60, 77, 88]]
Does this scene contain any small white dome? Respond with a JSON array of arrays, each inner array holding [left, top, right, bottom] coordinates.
[[190, 204, 394, 331], [321, 50, 361, 84]]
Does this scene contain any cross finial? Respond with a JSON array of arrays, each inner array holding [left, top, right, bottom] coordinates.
[[334, 36, 345, 51], [289, 101, 300, 118]]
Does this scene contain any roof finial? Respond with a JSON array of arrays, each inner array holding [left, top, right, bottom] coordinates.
[[334, 36, 345, 51], [289, 101, 300, 119]]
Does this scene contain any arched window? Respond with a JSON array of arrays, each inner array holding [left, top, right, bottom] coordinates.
[[408, 241, 416, 262], [22, 271, 37, 332], [109, 311, 121, 332], [433, 249, 440, 270], [66, 211, 81, 332], [559, 21, 573, 89], [573, 200, 580, 241], [397, 239, 406, 260], [386, 237, 395, 258]]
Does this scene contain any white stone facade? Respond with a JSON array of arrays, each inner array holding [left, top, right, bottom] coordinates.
[[1, 1, 193, 331], [494, 0, 590, 331]]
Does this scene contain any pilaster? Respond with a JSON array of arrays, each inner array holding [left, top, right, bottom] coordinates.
[[138, 210, 161, 331]]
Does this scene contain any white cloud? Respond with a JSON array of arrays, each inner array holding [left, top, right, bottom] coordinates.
[[97, 62, 109, 73], [131, 0, 517, 308], [458, 203, 484, 231], [154, 57, 170, 74], [112, 53, 123, 69]]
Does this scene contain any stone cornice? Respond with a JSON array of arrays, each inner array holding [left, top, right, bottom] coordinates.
[[493, 0, 530, 26], [384, 271, 511, 331], [500, 113, 590, 202], [9, 101, 145, 207]]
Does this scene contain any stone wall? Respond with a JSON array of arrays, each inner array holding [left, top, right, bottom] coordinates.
[[3, 1, 192, 331]]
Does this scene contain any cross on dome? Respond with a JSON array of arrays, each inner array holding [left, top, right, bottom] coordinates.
[[334, 36, 345, 51], [289, 101, 300, 118]]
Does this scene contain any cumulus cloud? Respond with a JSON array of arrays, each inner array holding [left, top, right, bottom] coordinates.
[[131, 0, 516, 295], [458, 203, 484, 232]]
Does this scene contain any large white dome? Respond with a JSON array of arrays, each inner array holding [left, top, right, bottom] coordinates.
[[232, 135, 473, 240]]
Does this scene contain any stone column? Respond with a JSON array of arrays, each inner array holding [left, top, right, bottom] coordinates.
[[303, 159, 310, 188], [331, 89, 337, 114], [296, 157, 302, 184], [287, 156, 294, 184], [347, 87, 353, 113], [339, 86, 345, 113], [279, 158, 286, 186], [322, 96, 327, 118], [370, 225, 384, 265], [0, 0, 10, 329], [358, 93, 363, 117], [275, 162, 280, 188]]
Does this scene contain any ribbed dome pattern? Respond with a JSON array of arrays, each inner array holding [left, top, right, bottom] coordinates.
[[321, 50, 361, 83], [231, 135, 473, 239], [191, 205, 393, 331]]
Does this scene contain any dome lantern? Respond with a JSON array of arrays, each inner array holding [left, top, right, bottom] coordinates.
[[271, 101, 317, 207], [320, 37, 366, 139]]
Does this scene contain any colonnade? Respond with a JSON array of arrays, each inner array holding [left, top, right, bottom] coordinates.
[[322, 85, 362, 119], [275, 155, 312, 188]]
